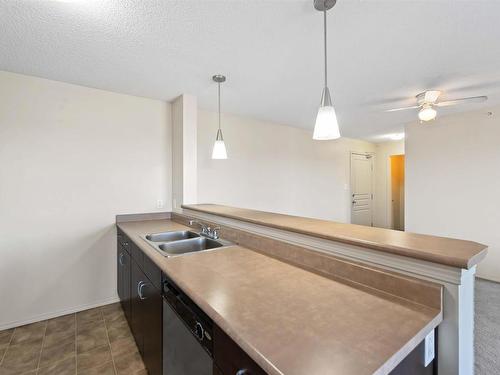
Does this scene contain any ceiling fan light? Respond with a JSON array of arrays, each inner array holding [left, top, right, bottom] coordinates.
[[313, 105, 341, 140], [418, 106, 437, 122]]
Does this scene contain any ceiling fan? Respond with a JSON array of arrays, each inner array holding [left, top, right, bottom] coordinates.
[[386, 90, 488, 122]]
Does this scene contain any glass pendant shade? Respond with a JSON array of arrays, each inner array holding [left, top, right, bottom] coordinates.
[[313, 87, 341, 140], [212, 129, 227, 159]]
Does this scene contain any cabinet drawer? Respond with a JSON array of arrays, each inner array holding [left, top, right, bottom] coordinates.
[[214, 326, 267, 375], [143, 254, 162, 290], [117, 229, 131, 254]]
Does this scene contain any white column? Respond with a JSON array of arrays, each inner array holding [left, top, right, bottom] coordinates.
[[437, 267, 476, 375], [172, 94, 197, 208]]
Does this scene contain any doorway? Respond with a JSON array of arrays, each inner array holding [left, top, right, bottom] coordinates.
[[390, 155, 405, 231], [350, 152, 374, 226]]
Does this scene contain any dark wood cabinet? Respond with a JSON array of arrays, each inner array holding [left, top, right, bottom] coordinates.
[[389, 339, 435, 375], [142, 281, 163, 375], [130, 261, 145, 354], [117, 231, 162, 375], [117, 244, 131, 322], [213, 364, 224, 375], [130, 258, 162, 375], [214, 325, 267, 375]]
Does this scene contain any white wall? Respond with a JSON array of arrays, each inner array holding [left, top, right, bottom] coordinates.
[[405, 107, 500, 281], [0, 71, 172, 329], [374, 140, 405, 228], [197, 110, 375, 222]]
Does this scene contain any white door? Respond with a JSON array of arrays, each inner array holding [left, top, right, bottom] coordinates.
[[350, 153, 374, 226]]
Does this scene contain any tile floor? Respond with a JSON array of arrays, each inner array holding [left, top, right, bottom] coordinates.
[[0, 303, 147, 375]]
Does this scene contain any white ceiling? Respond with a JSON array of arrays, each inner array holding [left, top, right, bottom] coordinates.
[[2, 0, 500, 141]]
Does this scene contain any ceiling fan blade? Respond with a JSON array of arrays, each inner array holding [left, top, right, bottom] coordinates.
[[435, 95, 488, 107], [424, 90, 441, 103], [385, 105, 421, 112]]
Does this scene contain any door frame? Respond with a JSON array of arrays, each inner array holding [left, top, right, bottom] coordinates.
[[388, 154, 405, 230], [349, 151, 375, 226]]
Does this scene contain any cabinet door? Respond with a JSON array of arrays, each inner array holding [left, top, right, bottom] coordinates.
[[117, 245, 131, 322], [213, 364, 224, 375], [214, 326, 267, 375], [142, 282, 163, 375], [117, 245, 124, 300], [131, 261, 145, 354]]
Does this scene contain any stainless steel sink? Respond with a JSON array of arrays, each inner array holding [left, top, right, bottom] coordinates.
[[141, 230, 231, 257], [145, 231, 199, 242], [158, 237, 224, 256]]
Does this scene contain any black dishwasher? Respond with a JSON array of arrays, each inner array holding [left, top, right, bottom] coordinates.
[[163, 277, 213, 375]]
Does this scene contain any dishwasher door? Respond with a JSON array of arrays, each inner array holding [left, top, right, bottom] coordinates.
[[163, 299, 212, 375]]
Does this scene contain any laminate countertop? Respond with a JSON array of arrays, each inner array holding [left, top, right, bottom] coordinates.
[[117, 219, 442, 375], [182, 204, 488, 269]]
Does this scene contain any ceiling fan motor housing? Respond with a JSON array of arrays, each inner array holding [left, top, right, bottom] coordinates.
[[416, 90, 441, 105]]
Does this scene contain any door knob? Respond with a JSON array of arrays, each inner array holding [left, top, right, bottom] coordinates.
[[236, 370, 250, 375]]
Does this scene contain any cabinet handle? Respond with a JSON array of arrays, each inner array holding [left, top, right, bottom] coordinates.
[[119, 253, 125, 266], [236, 370, 249, 375], [138, 281, 148, 300]]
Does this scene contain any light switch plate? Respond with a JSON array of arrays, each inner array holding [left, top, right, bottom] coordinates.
[[424, 329, 435, 367]]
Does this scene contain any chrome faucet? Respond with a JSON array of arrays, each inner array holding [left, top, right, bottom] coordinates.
[[189, 220, 221, 240]]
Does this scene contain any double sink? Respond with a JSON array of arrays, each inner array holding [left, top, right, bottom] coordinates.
[[142, 230, 231, 257]]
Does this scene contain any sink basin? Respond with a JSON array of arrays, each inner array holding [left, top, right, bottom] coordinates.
[[158, 237, 224, 256], [141, 229, 231, 257], [146, 231, 199, 242]]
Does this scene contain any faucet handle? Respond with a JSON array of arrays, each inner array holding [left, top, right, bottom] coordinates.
[[211, 226, 221, 239]]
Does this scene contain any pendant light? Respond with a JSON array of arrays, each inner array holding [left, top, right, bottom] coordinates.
[[313, 0, 341, 140], [212, 74, 228, 159]]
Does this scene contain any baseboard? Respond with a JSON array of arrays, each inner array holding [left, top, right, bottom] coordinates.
[[0, 296, 120, 331]]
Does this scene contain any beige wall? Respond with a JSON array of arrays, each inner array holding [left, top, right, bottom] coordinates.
[[374, 140, 405, 228], [197, 110, 376, 223], [405, 107, 500, 281], [0, 71, 172, 329]]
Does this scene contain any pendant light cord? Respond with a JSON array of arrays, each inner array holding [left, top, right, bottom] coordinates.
[[217, 82, 221, 131], [323, 9, 327, 89]]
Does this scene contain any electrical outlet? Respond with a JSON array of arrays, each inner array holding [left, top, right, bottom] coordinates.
[[156, 199, 164, 209], [424, 329, 435, 367]]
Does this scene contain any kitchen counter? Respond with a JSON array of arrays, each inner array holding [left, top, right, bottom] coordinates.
[[182, 204, 488, 269], [117, 218, 442, 375]]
